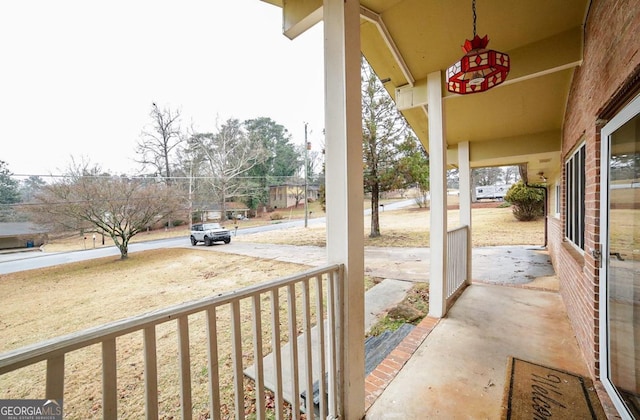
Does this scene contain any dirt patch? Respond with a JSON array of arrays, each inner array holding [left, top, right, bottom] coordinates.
[[367, 283, 430, 337]]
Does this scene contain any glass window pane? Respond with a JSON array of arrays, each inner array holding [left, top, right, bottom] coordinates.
[[608, 113, 640, 416]]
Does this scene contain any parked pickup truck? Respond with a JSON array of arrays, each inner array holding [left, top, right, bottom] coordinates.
[[190, 223, 231, 246]]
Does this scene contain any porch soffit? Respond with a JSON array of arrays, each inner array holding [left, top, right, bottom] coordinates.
[[444, 69, 574, 144], [447, 131, 562, 182], [261, 0, 587, 180]]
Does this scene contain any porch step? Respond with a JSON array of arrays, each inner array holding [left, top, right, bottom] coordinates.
[[300, 323, 415, 412]]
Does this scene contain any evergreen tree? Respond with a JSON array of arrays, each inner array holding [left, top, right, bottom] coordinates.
[[397, 134, 430, 207], [244, 117, 300, 212], [0, 161, 21, 221], [361, 58, 409, 237]]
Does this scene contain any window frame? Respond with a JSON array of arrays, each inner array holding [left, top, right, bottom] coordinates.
[[554, 183, 561, 218], [564, 143, 586, 251], [599, 92, 640, 420]]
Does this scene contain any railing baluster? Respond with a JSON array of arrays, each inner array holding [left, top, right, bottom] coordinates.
[[287, 283, 301, 420], [446, 226, 469, 302], [102, 338, 117, 420], [270, 289, 284, 419], [301, 279, 314, 419], [206, 307, 221, 420], [143, 326, 159, 420], [252, 295, 265, 420], [315, 275, 327, 420], [0, 264, 343, 420], [177, 316, 192, 420], [447, 236, 453, 297], [45, 355, 64, 400], [326, 271, 338, 417], [230, 300, 244, 419]]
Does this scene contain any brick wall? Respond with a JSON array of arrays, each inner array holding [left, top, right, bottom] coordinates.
[[554, 0, 640, 378]]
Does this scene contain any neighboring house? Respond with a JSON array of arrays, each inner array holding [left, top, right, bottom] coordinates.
[[269, 184, 320, 209], [193, 201, 250, 221], [2, 2, 638, 419], [0, 222, 48, 250]]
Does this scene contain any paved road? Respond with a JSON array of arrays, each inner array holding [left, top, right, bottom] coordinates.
[[0, 198, 553, 286], [0, 199, 417, 274]]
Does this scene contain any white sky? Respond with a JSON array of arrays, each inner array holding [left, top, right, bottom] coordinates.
[[0, 1, 325, 178]]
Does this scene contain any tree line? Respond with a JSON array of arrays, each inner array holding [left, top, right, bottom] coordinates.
[[1, 59, 431, 257]]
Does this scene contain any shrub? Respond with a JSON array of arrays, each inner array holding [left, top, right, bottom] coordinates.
[[270, 212, 284, 221], [504, 181, 545, 221]]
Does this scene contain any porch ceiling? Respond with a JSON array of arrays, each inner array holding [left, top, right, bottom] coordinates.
[[263, 0, 590, 182]]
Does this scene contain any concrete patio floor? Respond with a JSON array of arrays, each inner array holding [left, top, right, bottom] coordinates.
[[211, 242, 618, 418], [365, 283, 617, 419]]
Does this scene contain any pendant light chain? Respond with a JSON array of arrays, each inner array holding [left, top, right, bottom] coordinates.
[[472, 0, 477, 37], [446, 0, 510, 94]]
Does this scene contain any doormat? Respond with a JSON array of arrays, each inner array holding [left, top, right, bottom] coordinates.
[[502, 357, 607, 419]]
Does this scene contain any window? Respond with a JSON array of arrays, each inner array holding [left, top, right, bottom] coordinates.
[[565, 144, 586, 249]]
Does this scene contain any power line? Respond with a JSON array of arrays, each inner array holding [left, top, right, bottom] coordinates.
[[11, 173, 317, 181]]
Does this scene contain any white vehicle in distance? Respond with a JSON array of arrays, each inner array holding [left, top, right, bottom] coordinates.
[[190, 223, 231, 246]]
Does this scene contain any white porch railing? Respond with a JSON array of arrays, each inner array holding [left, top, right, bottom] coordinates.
[[446, 225, 469, 305], [0, 264, 344, 420]]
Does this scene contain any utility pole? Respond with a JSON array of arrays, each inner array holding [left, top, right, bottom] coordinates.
[[304, 122, 310, 228], [188, 156, 193, 229]]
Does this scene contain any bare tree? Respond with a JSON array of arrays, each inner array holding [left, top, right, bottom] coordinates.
[[290, 181, 306, 208], [473, 167, 504, 186], [504, 166, 520, 184], [27, 161, 185, 259], [189, 118, 268, 221], [136, 103, 183, 184]]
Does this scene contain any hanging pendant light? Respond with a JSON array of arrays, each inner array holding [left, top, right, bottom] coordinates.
[[446, 0, 510, 94]]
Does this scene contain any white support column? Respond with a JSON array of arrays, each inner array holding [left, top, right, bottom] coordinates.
[[323, 0, 365, 419], [427, 71, 448, 318], [459, 141, 473, 285]]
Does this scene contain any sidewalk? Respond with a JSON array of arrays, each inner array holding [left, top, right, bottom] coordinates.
[[206, 242, 556, 286], [210, 242, 428, 282]]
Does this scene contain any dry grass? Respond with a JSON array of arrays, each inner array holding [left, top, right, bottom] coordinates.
[[0, 202, 545, 418], [0, 249, 316, 419], [44, 200, 543, 252], [0, 249, 308, 351], [610, 208, 640, 261], [42, 227, 192, 253], [235, 205, 545, 248]]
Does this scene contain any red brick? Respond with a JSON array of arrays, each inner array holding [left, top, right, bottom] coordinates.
[[380, 358, 403, 371], [389, 349, 412, 361], [376, 363, 398, 377], [386, 353, 408, 366], [365, 374, 385, 388], [370, 368, 391, 382]]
